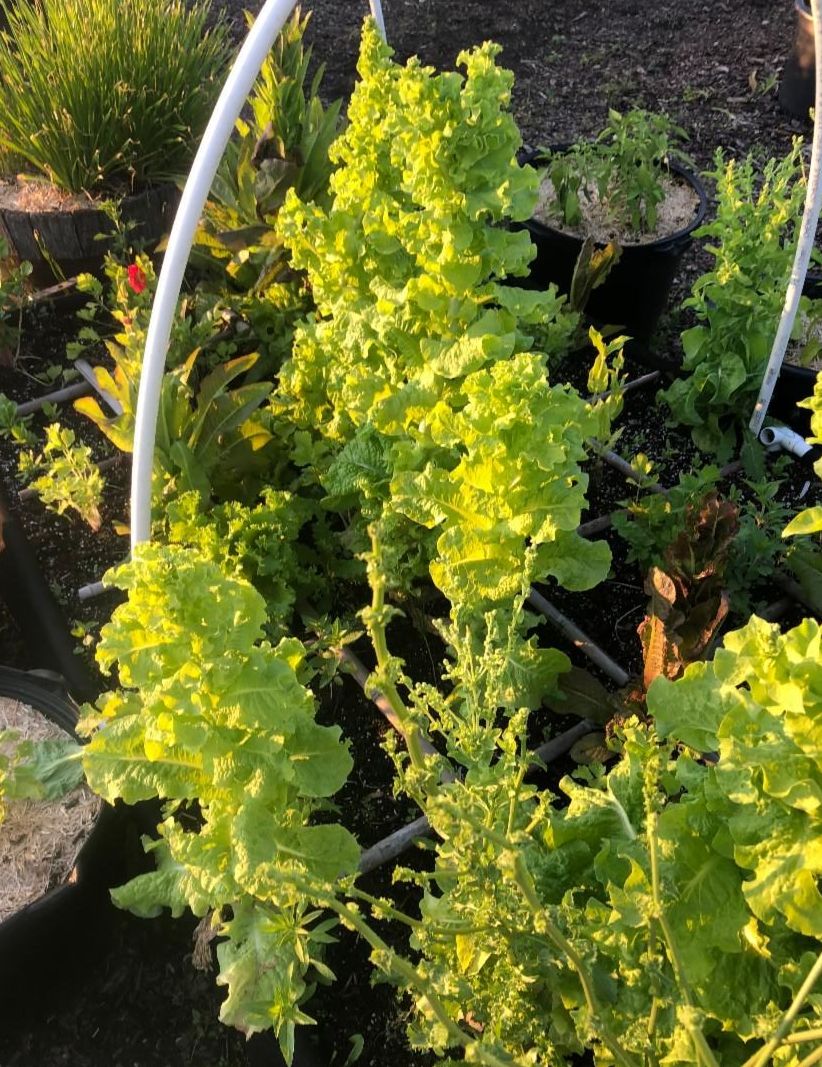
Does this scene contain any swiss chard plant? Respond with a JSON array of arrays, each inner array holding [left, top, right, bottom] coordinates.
[[188, 8, 342, 381], [72, 257, 277, 506], [194, 6, 341, 297]]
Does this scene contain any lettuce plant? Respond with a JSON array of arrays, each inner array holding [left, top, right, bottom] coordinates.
[[661, 144, 815, 458], [276, 21, 618, 599], [19, 17, 821, 1066], [380, 612, 822, 1065], [78, 546, 359, 1059]]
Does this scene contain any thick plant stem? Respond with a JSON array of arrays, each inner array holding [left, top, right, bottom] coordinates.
[[527, 587, 629, 686], [784, 1028, 822, 1045], [363, 529, 431, 772], [303, 885, 514, 1067], [742, 951, 822, 1067], [646, 807, 719, 1067], [512, 853, 639, 1067], [750, 0, 822, 435]]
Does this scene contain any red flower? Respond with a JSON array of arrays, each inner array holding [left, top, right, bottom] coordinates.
[[126, 263, 147, 295]]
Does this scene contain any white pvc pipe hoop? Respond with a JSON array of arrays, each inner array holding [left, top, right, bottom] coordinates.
[[130, 0, 387, 549], [131, 0, 298, 547], [750, 0, 822, 436]]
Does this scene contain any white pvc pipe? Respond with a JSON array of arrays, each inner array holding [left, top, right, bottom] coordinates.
[[368, 0, 387, 41], [130, 0, 299, 549], [759, 424, 813, 458], [750, 0, 822, 436]]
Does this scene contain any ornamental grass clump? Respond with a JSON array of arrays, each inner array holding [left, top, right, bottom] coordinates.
[[0, 0, 230, 194]]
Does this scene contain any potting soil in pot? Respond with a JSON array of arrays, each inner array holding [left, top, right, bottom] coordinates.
[[534, 173, 700, 245], [0, 178, 95, 214], [0, 697, 100, 922]]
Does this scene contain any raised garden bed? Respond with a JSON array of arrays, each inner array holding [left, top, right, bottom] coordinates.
[[0, 2, 821, 1066]]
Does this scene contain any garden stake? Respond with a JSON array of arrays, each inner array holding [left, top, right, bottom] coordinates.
[[368, 0, 386, 41], [750, 0, 822, 435], [77, 580, 105, 601], [337, 645, 444, 768], [777, 573, 822, 616], [356, 715, 598, 875], [594, 443, 667, 493]]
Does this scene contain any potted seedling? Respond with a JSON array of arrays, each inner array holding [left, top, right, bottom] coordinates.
[[0, 0, 230, 284], [522, 109, 707, 346]]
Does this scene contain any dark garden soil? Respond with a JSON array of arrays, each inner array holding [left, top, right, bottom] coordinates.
[[0, 1, 820, 1065]]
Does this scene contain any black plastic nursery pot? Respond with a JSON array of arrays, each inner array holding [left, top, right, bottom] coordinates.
[[0, 482, 102, 702], [0, 667, 135, 1023], [778, 0, 814, 120], [770, 360, 818, 433], [768, 273, 822, 435], [0, 182, 180, 287], [0, 481, 139, 1022], [518, 150, 709, 350]]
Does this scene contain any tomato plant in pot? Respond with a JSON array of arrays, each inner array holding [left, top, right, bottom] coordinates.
[[522, 109, 708, 352], [0, 0, 231, 285]]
